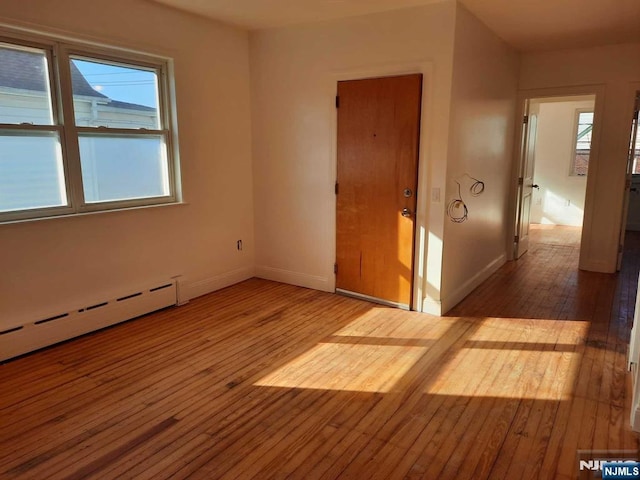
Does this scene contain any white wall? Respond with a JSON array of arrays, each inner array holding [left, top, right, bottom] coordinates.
[[529, 97, 594, 226], [249, 2, 457, 304], [439, 4, 519, 312], [520, 43, 640, 272], [249, 2, 517, 314], [0, 0, 255, 328]]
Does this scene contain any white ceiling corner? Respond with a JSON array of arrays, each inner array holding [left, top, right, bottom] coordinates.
[[150, 0, 640, 52]]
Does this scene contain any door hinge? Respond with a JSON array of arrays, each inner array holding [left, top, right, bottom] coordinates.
[[523, 115, 529, 124], [335, 95, 340, 108], [619, 244, 624, 254], [518, 177, 524, 186], [334, 263, 338, 274], [335, 182, 339, 195], [514, 235, 520, 243]]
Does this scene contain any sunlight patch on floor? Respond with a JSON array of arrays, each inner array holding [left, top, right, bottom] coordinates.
[[425, 349, 580, 400], [331, 307, 458, 340], [255, 313, 588, 399], [425, 319, 588, 400], [254, 342, 426, 392]]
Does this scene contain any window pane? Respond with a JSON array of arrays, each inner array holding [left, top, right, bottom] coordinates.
[[573, 111, 593, 176], [79, 134, 169, 203], [70, 57, 160, 129], [0, 44, 54, 125], [576, 112, 593, 150], [0, 131, 67, 212]]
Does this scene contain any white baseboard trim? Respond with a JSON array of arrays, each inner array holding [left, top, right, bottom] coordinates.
[[255, 266, 331, 292], [181, 266, 255, 302], [440, 253, 507, 314], [422, 296, 443, 316]]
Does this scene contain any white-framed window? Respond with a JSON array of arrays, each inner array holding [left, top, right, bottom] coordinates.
[[570, 109, 593, 176], [0, 32, 179, 223]]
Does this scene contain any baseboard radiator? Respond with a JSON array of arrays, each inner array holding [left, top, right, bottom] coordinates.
[[629, 272, 640, 431], [0, 280, 177, 362]]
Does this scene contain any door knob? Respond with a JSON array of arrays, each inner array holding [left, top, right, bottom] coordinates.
[[401, 208, 413, 218], [532, 184, 540, 189]]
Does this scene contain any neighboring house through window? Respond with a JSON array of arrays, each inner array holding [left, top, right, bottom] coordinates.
[[571, 110, 593, 176]]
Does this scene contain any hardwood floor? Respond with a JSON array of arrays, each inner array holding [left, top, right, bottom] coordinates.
[[1, 225, 639, 479], [448, 225, 606, 320]]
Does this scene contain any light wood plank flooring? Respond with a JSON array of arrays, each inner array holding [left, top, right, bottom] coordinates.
[[1, 225, 639, 479]]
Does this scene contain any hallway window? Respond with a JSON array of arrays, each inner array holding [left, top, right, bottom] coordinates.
[[571, 110, 593, 176]]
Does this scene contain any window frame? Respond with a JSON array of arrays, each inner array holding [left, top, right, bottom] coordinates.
[[569, 108, 593, 177], [0, 30, 180, 223]]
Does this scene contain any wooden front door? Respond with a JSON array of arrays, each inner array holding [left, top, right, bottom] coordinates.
[[335, 74, 422, 308]]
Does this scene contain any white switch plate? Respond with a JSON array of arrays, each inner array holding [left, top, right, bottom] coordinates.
[[432, 187, 441, 203]]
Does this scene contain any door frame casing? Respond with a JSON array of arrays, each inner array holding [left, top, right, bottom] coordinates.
[[618, 93, 637, 270], [619, 82, 640, 269], [508, 84, 606, 270], [329, 60, 435, 312]]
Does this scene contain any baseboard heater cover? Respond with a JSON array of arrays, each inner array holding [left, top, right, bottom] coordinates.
[[0, 280, 177, 362]]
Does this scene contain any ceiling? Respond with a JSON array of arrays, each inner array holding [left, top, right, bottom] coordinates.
[[151, 0, 640, 52]]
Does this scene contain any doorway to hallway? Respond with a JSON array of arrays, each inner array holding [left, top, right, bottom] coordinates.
[[514, 94, 597, 260]]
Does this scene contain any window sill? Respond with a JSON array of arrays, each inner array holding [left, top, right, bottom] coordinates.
[[0, 200, 189, 226]]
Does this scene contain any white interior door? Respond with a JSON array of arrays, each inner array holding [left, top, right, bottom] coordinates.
[[515, 105, 538, 259], [618, 93, 640, 270]]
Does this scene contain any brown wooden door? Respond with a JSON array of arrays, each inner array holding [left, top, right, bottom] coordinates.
[[336, 74, 422, 308]]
